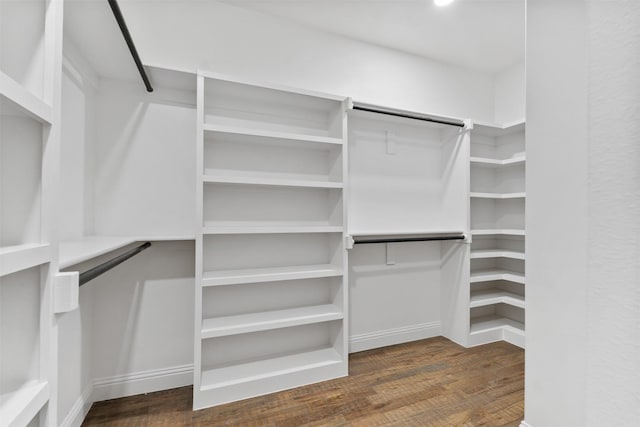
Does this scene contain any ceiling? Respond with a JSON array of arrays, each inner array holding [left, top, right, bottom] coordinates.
[[219, 0, 525, 73], [63, 0, 524, 82]]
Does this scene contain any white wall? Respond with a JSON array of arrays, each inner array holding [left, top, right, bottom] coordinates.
[[494, 61, 525, 124], [526, 1, 640, 426], [119, 0, 496, 123]]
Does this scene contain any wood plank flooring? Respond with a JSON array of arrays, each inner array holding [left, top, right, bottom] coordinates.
[[82, 337, 524, 426]]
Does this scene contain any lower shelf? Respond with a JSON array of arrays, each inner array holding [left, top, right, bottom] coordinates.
[[470, 289, 525, 309], [470, 269, 525, 284], [0, 380, 49, 427], [196, 348, 346, 408], [469, 315, 525, 348], [201, 304, 343, 338]]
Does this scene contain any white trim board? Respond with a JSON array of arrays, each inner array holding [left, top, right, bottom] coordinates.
[[349, 322, 441, 353], [92, 364, 194, 402], [59, 384, 93, 427]]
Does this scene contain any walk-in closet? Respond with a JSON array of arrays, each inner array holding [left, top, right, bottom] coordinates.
[[2, 1, 639, 426]]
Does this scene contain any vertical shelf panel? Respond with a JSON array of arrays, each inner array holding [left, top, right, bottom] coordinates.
[[194, 72, 348, 409]]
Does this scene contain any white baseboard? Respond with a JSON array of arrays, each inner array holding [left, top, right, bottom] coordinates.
[[60, 383, 93, 427], [92, 364, 193, 402], [519, 421, 532, 427], [349, 321, 441, 353]]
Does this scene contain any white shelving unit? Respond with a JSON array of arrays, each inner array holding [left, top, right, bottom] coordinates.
[[194, 71, 349, 409], [0, 0, 63, 425], [468, 120, 526, 349]]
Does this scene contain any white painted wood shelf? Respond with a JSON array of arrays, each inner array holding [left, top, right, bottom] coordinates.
[[470, 289, 525, 309], [0, 244, 51, 277], [59, 235, 195, 269], [203, 123, 343, 146], [200, 348, 343, 391], [201, 304, 343, 339], [202, 264, 343, 287], [470, 192, 526, 199], [470, 155, 526, 167], [471, 229, 526, 236], [470, 315, 525, 335], [0, 71, 52, 124], [202, 224, 343, 235], [470, 249, 525, 260], [470, 269, 525, 284], [203, 171, 343, 189], [0, 381, 49, 427]]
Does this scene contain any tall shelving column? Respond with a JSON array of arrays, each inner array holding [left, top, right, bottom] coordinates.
[[0, 0, 63, 426], [467, 121, 526, 348], [194, 71, 349, 409]]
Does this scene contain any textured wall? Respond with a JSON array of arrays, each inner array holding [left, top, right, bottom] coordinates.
[[526, 1, 640, 426]]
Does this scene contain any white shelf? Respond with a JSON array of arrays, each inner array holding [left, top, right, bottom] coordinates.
[[470, 249, 525, 260], [0, 381, 49, 427], [203, 123, 343, 146], [203, 171, 343, 189], [470, 289, 525, 309], [200, 348, 342, 391], [59, 235, 195, 269], [470, 155, 526, 167], [470, 192, 526, 199], [470, 314, 525, 335], [201, 304, 343, 339], [472, 119, 526, 137], [203, 223, 343, 235], [0, 71, 52, 124], [202, 264, 343, 287], [0, 244, 50, 277], [470, 269, 525, 284], [471, 229, 525, 237]]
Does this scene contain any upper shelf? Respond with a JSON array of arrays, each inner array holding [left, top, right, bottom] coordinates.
[[470, 192, 526, 199], [59, 235, 195, 269], [0, 71, 52, 124], [472, 119, 525, 137], [203, 170, 343, 189], [203, 124, 343, 146], [0, 243, 51, 277], [470, 155, 526, 167]]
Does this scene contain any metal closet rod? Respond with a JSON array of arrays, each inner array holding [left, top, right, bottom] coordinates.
[[354, 235, 466, 245], [351, 103, 465, 128], [107, 0, 154, 93], [79, 242, 152, 286]]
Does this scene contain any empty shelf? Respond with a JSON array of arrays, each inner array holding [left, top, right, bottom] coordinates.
[[0, 381, 49, 427], [201, 304, 343, 339], [470, 269, 525, 284], [202, 264, 343, 287], [470, 289, 525, 309], [470, 156, 526, 167], [470, 315, 525, 335], [203, 224, 343, 234], [0, 71, 52, 124], [203, 172, 343, 189], [471, 229, 525, 236], [470, 192, 526, 199], [0, 244, 50, 277], [470, 249, 525, 260], [203, 123, 343, 146], [200, 348, 342, 391]]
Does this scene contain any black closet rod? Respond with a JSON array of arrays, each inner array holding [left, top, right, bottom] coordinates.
[[107, 0, 154, 93], [351, 103, 465, 128], [355, 235, 466, 245], [79, 242, 151, 286]]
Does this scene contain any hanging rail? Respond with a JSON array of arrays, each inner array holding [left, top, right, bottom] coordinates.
[[107, 0, 154, 92], [79, 242, 151, 286], [351, 101, 465, 128], [354, 235, 466, 244]]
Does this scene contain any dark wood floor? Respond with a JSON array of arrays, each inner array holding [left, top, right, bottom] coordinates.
[[83, 337, 524, 426]]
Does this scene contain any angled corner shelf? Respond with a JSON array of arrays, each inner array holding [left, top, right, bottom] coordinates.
[[470, 155, 526, 167], [471, 229, 526, 237], [470, 192, 526, 199], [470, 269, 525, 285], [470, 249, 525, 260], [470, 289, 525, 309]]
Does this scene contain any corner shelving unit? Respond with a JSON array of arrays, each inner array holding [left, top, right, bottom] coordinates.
[[194, 71, 349, 409], [0, 0, 63, 425], [468, 120, 526, 348]]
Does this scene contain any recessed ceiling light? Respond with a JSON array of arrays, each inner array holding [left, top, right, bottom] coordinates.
[[434, 0, 455, 6]]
